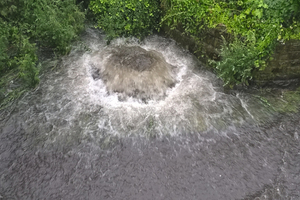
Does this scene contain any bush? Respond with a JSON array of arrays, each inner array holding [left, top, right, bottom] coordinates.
[[0, 0, 85, 88], [18, 37, 40, 87], [0, 22, 10, 74], [89, 0, 161, 40], [211, 36, 261, 86], [160, 0, 210, 35], [162, 0, 300, 86], [28, 0, 85, 54]]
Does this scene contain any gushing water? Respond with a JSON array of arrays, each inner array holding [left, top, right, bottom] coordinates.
[[0, 28, 299, 200], [36, 28, 260, 138]]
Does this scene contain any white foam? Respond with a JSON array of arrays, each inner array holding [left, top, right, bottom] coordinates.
[[48, 29, 256, 137]]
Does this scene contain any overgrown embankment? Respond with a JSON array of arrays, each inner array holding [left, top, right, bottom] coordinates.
[[161, 0, 300, 86], [0, 0, 85, 109]]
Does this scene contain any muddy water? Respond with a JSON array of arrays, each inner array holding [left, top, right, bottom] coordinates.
[[0, 28, 299, 199]]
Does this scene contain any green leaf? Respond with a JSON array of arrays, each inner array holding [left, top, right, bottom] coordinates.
[[253, 9, 263, 19]]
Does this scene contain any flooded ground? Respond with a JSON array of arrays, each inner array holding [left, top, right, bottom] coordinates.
[[0, 29, 299, 200]]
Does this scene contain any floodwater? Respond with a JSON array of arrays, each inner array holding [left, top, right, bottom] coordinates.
[[0, 28, 299, 200]]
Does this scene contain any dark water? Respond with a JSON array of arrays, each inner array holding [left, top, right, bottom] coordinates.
[[0, 29, 299, 200]]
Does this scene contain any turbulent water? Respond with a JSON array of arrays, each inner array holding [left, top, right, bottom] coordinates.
[[0, 28, 299, 199]]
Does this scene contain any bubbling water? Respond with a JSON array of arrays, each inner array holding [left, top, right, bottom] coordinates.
[[55, 28, 262, 137], [90, 46, 177, 102]]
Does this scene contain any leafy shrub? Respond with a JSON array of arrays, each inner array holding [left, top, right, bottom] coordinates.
[[264, 0, 300, 22], [17, 37, 39, 87], [162, 0, 300, 86], [211, 36, 261, 86], [89, 0, 161, 40], [25, 0, 85, 54], [161, 0, 210, 31], [0, 22, 10, 74], [0, 0, 85, 89]]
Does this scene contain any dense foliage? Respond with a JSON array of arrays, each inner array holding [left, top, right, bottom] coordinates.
[[1, 0, 300, 108], [0, 0, 85, 88], [162, 0, 300, 86], [89, 0, 161, 40]]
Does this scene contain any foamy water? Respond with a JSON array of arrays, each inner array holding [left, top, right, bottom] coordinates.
[[35, 28, 266, 138], [0, 28, 299, 200]]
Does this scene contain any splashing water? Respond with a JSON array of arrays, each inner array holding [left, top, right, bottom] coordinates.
[[32, 28, 263, 138], [0, 28, 299, 200]]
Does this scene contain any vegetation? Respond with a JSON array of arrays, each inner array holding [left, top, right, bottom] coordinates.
[[0, 0, 85, 109], [89, 0, 161, 40], [1, 0, 300, 109], [161, 0, 300, 86]]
